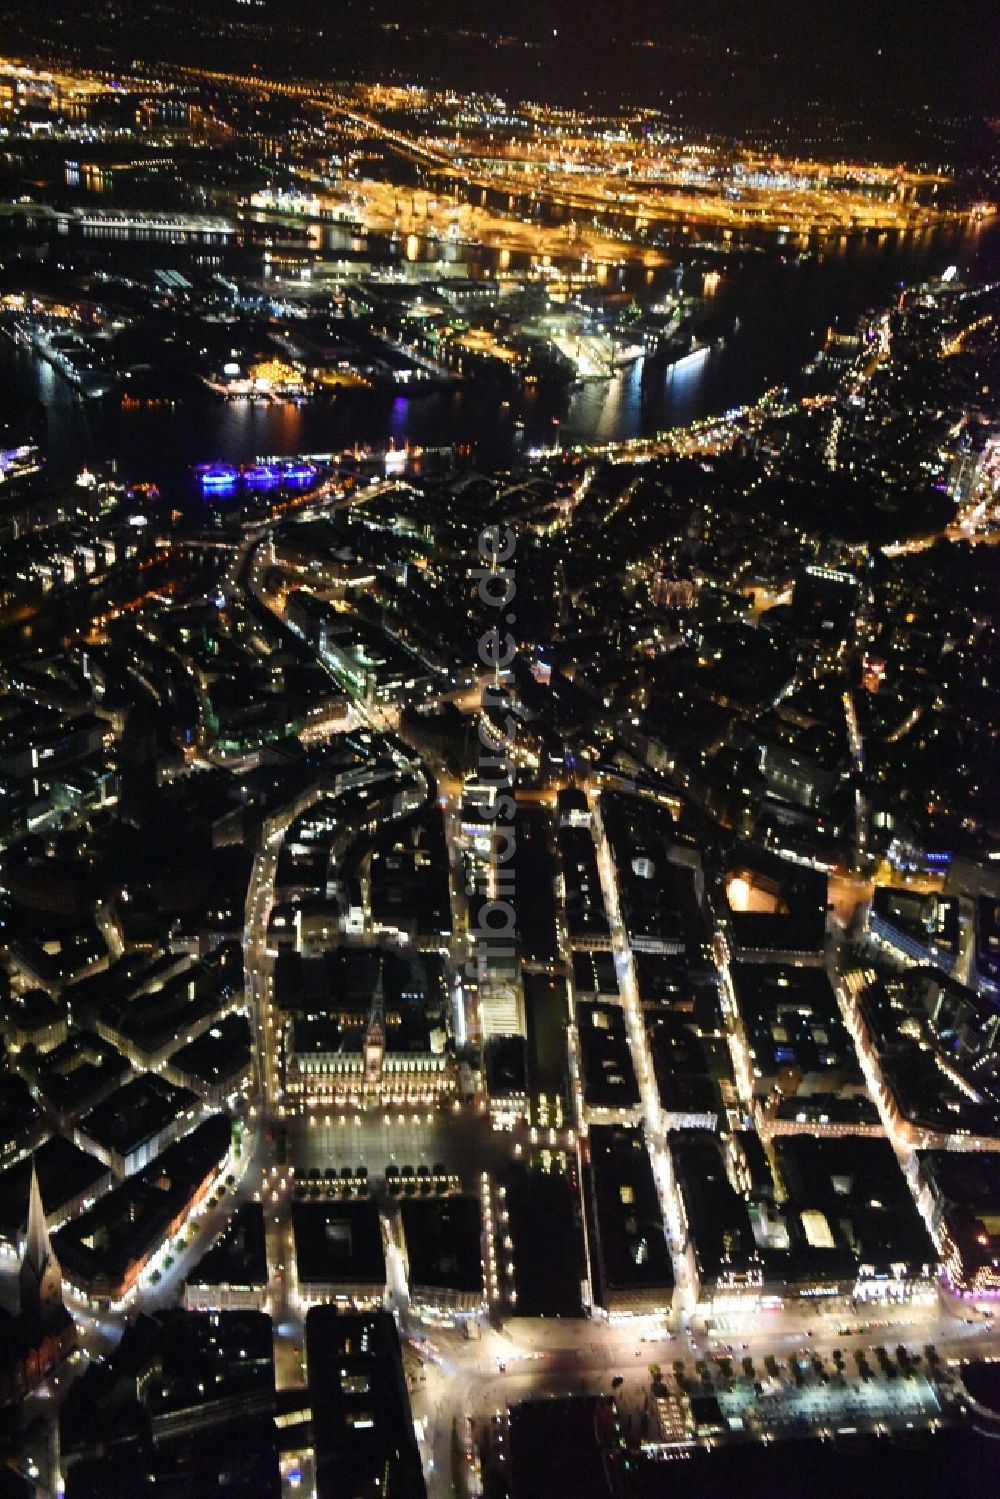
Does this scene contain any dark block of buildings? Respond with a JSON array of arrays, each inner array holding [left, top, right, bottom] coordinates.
[[55, 1114, 231, 1301], [292, 1198, 386, 1305], [0, 1135, 112, 1249], [577, 1001, 641, 1119], [306, 1307, 426, 1499], [399, 1195, 483, 1312], [585, 1125, 673, 1314], [184, 1202, 269, 1310]]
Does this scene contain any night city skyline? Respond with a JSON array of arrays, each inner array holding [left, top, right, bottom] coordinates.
[[0, 7, 998, 1499]]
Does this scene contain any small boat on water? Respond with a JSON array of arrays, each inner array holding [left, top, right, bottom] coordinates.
[[242, 463, 281, 489], [278, 460, 318, 486], [195, 462, 239, 490]]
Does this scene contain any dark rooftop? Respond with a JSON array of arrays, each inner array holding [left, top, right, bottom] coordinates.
[[508, 1397, 625, 1499], [78, 1074, 198, 1162], [400, 1195, 483, 1296], [586, 1125, 673, 1305], [0, 1134, 110, 1247], [306, 1307, 425, 1499], [185, 1202, 268, 1293], [577, 1001, 640, 1112], [292, 1199, 386, 1290]]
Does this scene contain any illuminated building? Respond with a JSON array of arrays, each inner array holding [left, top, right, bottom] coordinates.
[[363, 962, 387, 1094], [916, 1151, 1000, 1298]]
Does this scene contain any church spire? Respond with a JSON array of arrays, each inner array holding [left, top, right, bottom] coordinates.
[[20, 1159, 65, 1332], [24, 1160, 52, 1278]]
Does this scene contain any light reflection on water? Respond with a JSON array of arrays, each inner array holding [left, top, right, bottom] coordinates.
[[1, 218, 997, 492], [566, 346, 712, 445]]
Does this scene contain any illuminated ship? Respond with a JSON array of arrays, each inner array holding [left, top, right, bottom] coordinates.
[[195, 463, 240, 491], [242, 463, 281, 489], [278, 460, 317, 486]]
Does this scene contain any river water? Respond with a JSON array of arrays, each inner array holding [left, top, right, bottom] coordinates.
[[1, 216, 997, 494]]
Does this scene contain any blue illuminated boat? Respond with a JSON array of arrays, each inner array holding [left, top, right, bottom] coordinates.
[[243, 463, 281, 489], [196, 463, 240, 490], [279, 460, 317, 486]]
